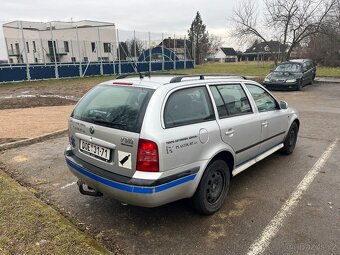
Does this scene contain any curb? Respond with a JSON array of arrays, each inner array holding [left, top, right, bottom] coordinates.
[[0, 129, 68, 151], [314, 78, 340, 83]]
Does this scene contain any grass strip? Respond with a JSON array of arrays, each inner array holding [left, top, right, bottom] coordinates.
[[0, 169, 111, 255]]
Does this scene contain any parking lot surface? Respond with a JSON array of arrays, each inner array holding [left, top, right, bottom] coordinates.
[[1, 82, 339, 255], [0, 105, 74, 144]]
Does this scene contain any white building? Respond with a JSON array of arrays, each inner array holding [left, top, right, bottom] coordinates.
[[208, 47, 238, 63], [3, 20, 116, 64]]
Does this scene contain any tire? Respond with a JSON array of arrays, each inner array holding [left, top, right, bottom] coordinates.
[[192, 160, 230, 215], [281, 122, 299, 155]]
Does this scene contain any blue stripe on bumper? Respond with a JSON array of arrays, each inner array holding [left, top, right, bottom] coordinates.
[[65, 159, 196, 194]]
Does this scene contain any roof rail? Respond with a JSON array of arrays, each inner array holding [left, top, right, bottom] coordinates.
[[169, 74, 247, 83], [116, 72, 187, 80]]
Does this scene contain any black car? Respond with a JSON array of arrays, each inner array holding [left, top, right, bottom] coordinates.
[[263, 59, 316, 91]]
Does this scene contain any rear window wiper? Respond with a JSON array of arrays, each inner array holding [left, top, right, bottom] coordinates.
[[91, 118, 127, 127]]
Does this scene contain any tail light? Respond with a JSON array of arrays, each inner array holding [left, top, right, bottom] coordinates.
[[136, 139, 159, 172]]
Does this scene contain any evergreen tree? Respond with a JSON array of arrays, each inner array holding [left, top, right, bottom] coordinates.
[[188, 11, 209, 64]]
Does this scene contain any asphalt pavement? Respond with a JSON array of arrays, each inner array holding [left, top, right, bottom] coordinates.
[[1, 81, 339, 255]]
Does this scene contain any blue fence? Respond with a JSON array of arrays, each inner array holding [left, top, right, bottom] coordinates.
[[0, 60, 194, 83]]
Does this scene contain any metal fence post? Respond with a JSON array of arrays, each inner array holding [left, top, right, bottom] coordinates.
[[49, 22, 59, 79], [184, 36, 187, 69], [161, 33, 164, 71], [4, 37, 10, 64], [117, 29, 121, 74], [173, 34, 176, 70], [76, 25, 83, 77], [193, 41, 196, 68], [97, 27, 103, 75], [20, 21, 31, 80], [149, 32, 151, 73], [112, 28, 116, 75], [133, 30, 137, 59], [39, 36, 46, 65]]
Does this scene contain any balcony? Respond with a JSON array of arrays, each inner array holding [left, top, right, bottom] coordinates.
[[8, 49, 20, 56], [46, 48, 68, 56]]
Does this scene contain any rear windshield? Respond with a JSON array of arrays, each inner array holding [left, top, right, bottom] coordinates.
[[71, 85, 154, 133]]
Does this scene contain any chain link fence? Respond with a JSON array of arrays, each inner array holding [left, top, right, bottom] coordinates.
[[0, 21, 194, 83]]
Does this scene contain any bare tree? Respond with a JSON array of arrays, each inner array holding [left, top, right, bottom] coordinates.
[[209, 35, 223, 52], [306, 0, 340, 66], [232, 0, 338, 60]]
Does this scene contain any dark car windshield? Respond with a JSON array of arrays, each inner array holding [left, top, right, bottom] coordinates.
[[274, 63, 301, 73], [71, 85, 154, 133]]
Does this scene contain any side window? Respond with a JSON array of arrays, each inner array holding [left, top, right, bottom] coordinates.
[[307, 61, 313, 70], [210, 84, 252, 118], [303, 63, 308, 72], [164, 86, 215, 128], [246, 84, 279, 112]]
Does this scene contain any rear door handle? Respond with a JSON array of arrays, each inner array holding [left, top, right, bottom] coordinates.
[[225, 129, 235, 136], [261, 121, 268, 127]]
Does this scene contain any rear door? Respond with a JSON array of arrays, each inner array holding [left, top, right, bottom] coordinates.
[[161, 85, 220, 171], [302, 62, 313, 85], [245, 84, 288, 153], [209, 83, 262, 166], [69, 85, 153, 178]]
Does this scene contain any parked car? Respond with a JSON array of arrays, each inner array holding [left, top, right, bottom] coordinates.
[[263, 59, 316, 90], [64, 74, 300, 214]]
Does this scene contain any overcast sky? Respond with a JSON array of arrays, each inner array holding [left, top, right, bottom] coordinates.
[[0, 0, 242, 60]]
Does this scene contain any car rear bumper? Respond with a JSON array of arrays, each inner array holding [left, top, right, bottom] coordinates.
[[64, 147, 199, 207], [263, 82, 298, 91]]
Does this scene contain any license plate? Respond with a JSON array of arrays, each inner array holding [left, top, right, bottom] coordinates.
[[80, 140, 111, 161]]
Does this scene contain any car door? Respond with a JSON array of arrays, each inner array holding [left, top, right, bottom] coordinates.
[[245, 84, 288, 153], [306, 61, 314, 83], [161, 85, 221, 171], [302, 62, 313, 85], [209, 83, 262, 166]]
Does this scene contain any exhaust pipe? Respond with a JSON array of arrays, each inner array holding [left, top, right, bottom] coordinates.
[[77, 180, 103, 197]]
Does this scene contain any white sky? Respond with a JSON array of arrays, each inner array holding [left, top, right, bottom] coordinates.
[[0, 0, 247, 60]]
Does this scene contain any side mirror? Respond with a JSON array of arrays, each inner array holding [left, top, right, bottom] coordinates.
[[280, 100, 288, 109]]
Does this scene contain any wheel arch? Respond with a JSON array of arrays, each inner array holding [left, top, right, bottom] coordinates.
[[206, 150, 235, 178]]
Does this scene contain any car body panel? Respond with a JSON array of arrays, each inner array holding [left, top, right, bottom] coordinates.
[[264, 59, 316, 90], [65, 75, 300, 207]]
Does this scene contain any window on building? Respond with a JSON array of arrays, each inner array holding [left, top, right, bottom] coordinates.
[[9, 58, 13, 63], [91, 42, 96, 52], [71, 57, 76, 63], [34, 58, 38, 63], [32, 41, 36, 53], [26, 42, 30, 53], [64, 41, 69, 53], [103, 43, 111, 53]]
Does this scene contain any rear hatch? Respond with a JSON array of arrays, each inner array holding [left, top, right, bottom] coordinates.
[[69, 84, 154, 178]]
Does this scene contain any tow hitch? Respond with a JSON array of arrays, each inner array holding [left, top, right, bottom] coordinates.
[[77, 180, 103, 197]]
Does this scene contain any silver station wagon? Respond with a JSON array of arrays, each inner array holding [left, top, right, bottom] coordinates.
[[65, 74, 300, 214]]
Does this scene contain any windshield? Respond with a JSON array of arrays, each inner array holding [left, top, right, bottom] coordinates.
[[71, 85, 154, 133], [274, 63, 301, 73]]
